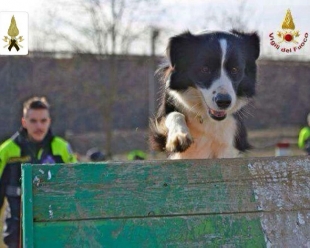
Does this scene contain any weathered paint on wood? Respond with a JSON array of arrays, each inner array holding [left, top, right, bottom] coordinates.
[[22, 156, 310, 247], [31, 162, 258, 221], [32, 215, 265, 248]]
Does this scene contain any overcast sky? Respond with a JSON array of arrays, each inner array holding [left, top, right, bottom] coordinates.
[[1, 0, 310, 59]]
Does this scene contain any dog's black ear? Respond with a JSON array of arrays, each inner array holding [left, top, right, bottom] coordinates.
[[231, 30, 260, 60], [167, 31, 197, 69]]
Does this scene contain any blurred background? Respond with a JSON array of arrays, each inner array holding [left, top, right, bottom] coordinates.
[[0, 0, 310, 161]]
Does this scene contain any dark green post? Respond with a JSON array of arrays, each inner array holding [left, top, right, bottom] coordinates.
[[22, 163, 34, 248]]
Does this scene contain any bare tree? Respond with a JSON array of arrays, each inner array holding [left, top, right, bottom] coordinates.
[[218, 0, 255, 31], [34, 0, 160, 54], [195, 0, 260, 32], [32, 0, 161, 158]]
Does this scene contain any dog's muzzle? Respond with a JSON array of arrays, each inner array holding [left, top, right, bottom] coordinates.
[[208, 93, 231, 121]]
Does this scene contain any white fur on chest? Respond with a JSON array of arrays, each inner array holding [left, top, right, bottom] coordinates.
[[170, 114, 238, 159]]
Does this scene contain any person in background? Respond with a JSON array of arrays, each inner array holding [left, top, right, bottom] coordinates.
[[127, 150, 147, 160], [0, 96, 78, 248], [298, 113, 310, 155], [86, 147, 106, 162]]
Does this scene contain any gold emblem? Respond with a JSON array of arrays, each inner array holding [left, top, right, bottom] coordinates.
[[277, 9, 300, 44], [269, 9, 308, 53], [3, 15, 24, 51]]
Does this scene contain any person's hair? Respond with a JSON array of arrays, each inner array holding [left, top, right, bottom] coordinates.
[[23, 96, 50, 117]]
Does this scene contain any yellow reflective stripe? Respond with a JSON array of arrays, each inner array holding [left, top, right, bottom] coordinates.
[[7, 156, 31, 163], [298, 127, 310, 148], [37, 148, 43, 160], [0, 139, 21, 177], [51, 137, 78, 163]]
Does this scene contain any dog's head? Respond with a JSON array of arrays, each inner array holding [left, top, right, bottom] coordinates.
[[166, 30, 260, 121]]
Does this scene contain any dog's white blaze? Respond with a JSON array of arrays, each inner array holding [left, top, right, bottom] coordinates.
[[220, 39, 227, 66], [199, 38, 236, 112]]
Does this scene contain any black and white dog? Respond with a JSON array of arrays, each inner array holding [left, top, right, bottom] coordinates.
[[150, 30, 260, 159]]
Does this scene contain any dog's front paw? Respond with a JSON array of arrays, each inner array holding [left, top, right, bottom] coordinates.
[[166, 130, 193, 153]]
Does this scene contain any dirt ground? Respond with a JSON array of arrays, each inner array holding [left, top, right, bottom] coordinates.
[[109, 126, 306, 160]]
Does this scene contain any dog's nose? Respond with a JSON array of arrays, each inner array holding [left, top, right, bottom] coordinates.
[[215, 94, 232, 109]]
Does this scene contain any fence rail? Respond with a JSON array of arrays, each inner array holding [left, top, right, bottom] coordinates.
[[22, 156, 310, 247]]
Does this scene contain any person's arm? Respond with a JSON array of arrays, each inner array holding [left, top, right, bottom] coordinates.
[[0, 144, 8, 210], [0, 147, 7, 178], [0, 179, 5, 210], [51, 137, 78, 163], [298, 127, 310, 149], [64, 143, 78, 163], [0, 139, 20, 209]]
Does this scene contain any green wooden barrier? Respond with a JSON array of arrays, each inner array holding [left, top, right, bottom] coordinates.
[[22, 156, 310, 247]]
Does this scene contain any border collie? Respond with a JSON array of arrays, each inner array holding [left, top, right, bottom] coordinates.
[[150, 30, 260, 159]]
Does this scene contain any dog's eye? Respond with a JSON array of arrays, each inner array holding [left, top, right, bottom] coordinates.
[[231, 67, 239, 74], [201, 66, 210, 74]]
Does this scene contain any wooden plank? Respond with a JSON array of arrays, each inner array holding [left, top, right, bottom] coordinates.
[[22, 156, 310, 247], [32, 214, 266, 248], [30, 157, 310, 221], [22, 163, 34, 248], [31, 160, 258, 221]]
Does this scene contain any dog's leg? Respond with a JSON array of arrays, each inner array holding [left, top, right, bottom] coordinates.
[[165, 112, 193, 152]]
